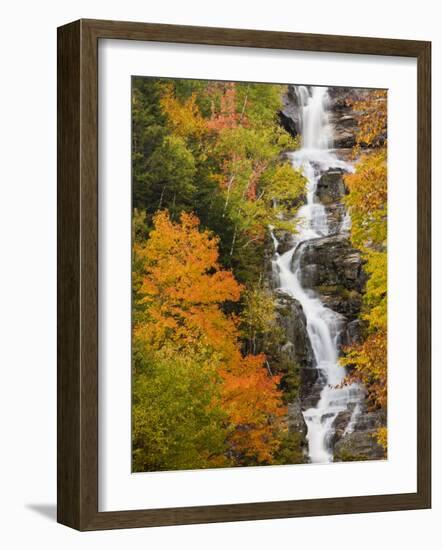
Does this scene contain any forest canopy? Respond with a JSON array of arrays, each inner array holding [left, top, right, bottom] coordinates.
[[132, 78, 307, 471]]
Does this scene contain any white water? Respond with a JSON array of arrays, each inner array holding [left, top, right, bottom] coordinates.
[[272, 86, 362, 463]]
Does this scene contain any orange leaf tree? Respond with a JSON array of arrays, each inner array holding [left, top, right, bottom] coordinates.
[[133, 210, 286, 466], [221, 353, 285, 464]]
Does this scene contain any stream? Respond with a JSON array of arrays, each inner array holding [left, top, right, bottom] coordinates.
[[271, 86, 363, 463]]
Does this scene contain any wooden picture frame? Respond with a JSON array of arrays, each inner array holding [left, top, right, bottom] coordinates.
[[57, 18, 431, 531]]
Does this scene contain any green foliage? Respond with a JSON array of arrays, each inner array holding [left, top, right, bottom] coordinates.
[[132, 78, 168, 210], [273, 431, 305, 465], [235, 83, 282, 127], [145, 135, 197, 218], [279, 359, 301, 403], [169, 78, 214, 116], [260, 163, 306, 229], [240, 286, 277, 354], [132, 77, 306, 287], [132, 344, 228, 472], [132, 208, 148, 243]]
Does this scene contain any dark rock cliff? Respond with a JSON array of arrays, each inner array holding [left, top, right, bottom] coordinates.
[[279, 85, 381, 152], [274, 291, 317, 400], [279, 84, 303, 137], [297, 235, 366, 324], [332, 406, 386, 461]]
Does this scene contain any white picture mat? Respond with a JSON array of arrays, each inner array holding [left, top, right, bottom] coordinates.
[[98, 39, 417, 512]]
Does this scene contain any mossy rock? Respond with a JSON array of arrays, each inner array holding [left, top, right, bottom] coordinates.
[[334, 430, 386, 462]]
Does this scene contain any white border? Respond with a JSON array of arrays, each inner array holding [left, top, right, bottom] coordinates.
[[98, 39, 417, 512]]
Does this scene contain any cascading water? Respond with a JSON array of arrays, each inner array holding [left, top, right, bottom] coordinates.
[[272, 86, 363, 463]]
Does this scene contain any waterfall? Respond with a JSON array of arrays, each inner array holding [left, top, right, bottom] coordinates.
[[272, 86, 362, 463]]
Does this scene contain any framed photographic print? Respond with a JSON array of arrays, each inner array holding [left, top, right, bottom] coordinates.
[[57, 19, 431, 530]]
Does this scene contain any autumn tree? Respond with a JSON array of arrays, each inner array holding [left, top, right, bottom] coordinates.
[[221, 352, 285, 465], [351, 89, 387, 149], [160, 84, 207, 142], [342, 90, 388, 449], [132, 345, 228, 471], [135, 78, 306, 287], [134, 210, 241, 355], [240, 286, 277, 354], [133, 211, 286, 468], [208, 95, 304, 279]]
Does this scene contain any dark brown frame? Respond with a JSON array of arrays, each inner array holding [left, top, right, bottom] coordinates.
[[57, 18, 431, 531]]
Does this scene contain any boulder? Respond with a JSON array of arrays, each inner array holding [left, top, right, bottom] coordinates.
[[315, 170, 346, 205], [275, 291, 314, 370], [313, 169, 350, 234], [321, 290, 363, 320], [297, 235, 366, 294], [287, 399, 308, 439], [354, 409, 386, 432], [332, 409, 353, 443], [274, 291, 321, 405], [272, 229, 295, 255], [327, 87, 371, 149], [339, 319, 366, 347], [291, 235, 366, 323], [332, 129, 357, 149], [324, 203, 347, 235], [300, 376, 326, 410], [332, 404, 386, 461], [333, 430, 386, 461]]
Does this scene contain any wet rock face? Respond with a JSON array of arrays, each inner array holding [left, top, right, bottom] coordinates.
[[328, 87, 372, 149], [315, 169, 348, 234], [339, 319, 365, 347], [334, 431, 385, 461], [300, 375, 326, 410], [321, 289, 363, 321], [324, 203, 347, 235], [280, 85, 375, 149], [316, 170, 346, 205], [332, 409, 353, 442], [272, 230, 294, 255], [298, 235, 366, 288], [274, 290, 321, 406], [275, 290, 314, 370], [288, 399, 308, 439], [296, 235, 366, 321], [332, 406, 386, 461], [279, 84, 303, 137]]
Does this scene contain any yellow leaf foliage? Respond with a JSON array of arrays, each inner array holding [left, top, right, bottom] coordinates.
[[352, 89, 387, 148], [342, 329, 387, 409], [344, 147, 387, 250], [134, 210, 286, 464], [160, 85, 207, 140], [342, 90, 388, 414], [375, 426, 388, 451]]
